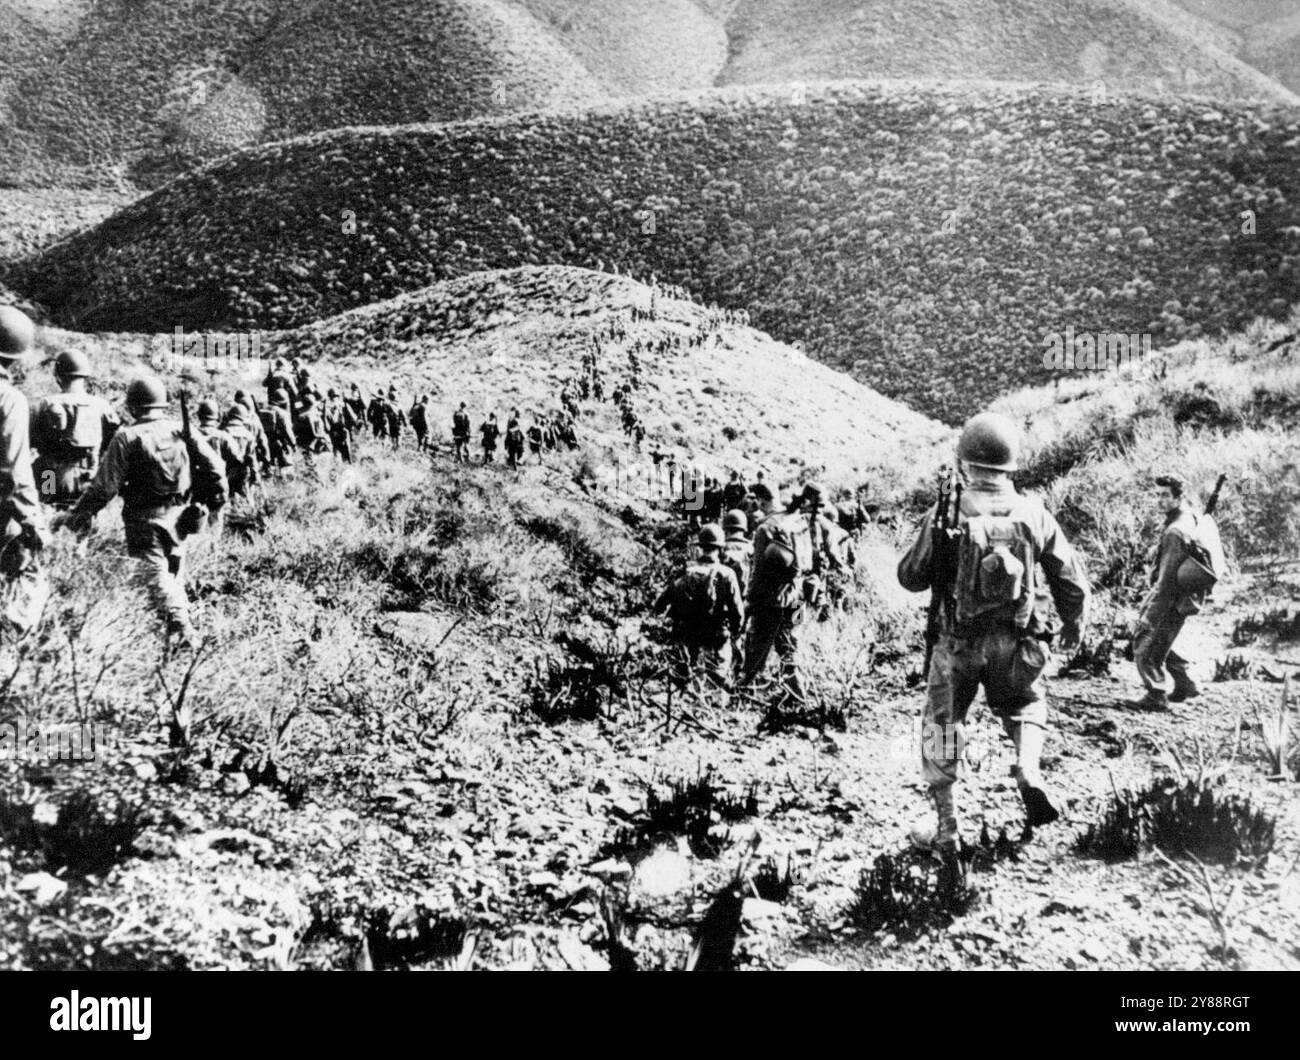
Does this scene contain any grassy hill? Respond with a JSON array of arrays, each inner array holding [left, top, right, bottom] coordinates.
[[1172, 1, 1300, 96], [722, 0, 1298, 104], [14, 83, 1300, 421], [3, 0, 1295, 189], [0, 0, 604, 188]]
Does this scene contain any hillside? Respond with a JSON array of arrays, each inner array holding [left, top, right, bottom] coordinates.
[[3, 285, 1297, 971], [721, 0, 1298, 104], [1172, 1, 1300, 96], [13, 83, 1300, 422], [3, 0, 1296, 190], [0, 0, 604, 188]]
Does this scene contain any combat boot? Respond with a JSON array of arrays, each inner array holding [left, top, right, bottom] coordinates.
[[1127, 688, 1169, 712], [1169, 676, 1200, 703], [1015, 769, 1061, 829]]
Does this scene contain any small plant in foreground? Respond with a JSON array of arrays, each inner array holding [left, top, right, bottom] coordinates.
[[845, 849, 976, 938], [1213, 654, 1253, 682], [1076, 776, 1275, 866]]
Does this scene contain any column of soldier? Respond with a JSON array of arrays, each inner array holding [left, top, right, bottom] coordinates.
[[1, 304, 1207, 890]]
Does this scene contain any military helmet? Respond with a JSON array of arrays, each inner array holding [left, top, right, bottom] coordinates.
[[0, 305, 35, 359], [698, 524, 726, 550], [126, 376, 168, 410], [300, 394, 316, 410], [723, 509, 748, 534], [225, 403, 247, 424], [196, 399, 218, 422], [957, 412, 1021, 471], [801, 481, 825, 507], [53, 349, 92, 378]]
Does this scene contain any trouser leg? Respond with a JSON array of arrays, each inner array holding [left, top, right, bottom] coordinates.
[[921, 634, 983, 847], [1134, 611, 1186, 693], [740, 604, 780, 685], [129, 528, 193, 640]]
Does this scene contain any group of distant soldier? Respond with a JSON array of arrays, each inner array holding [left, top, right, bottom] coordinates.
[[0, 304, 1222, 890]]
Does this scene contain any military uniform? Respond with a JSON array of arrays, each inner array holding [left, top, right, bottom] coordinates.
[[67, 411, 227, 644], [897, 477, 1089, 846], [654, 548, 744, 688], [29, 390, 119, 510], [740, 501, 841, 699], [0, 364, 49, 635], [1133, 504, 1199, 703]]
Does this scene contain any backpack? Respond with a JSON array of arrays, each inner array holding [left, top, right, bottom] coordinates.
[[38, 394, 101, 458], [952, 512, 1036, 632], [758, 514, 814, 583], [672, 562, 732, 642], [128, 426, 191, 505], [1177, 512, 1226, 597]]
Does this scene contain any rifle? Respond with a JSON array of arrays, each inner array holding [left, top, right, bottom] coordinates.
[[1204, 473, 1228, 516], [175, 392, 207, 539], [920, 468, 964, 682]]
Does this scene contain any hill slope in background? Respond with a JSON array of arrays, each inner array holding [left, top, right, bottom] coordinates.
[[15, 84, 1300, 421], [1172, 0, 1300, 96], [56, 265, 951, 494], [721, 0, 1298, 104], [2, 0, 1295, 188]]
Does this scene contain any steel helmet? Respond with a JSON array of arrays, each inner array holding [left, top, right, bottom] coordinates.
[[957, 412, 1021, 472], [196, 399, 218, 422], [126, 376, 168, 410], [54, 349, 92, 378], [698, 524, 726, 550], [225, 403, 247, 424], [723, 509, 748, 534], [801, 481, 825, 508], [0, 305, 35, 358]]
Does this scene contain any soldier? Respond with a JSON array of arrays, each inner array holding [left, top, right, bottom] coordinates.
[[897, 413, 1088, 879], [29, 349, 120, 511], [452, 402, 471, 463], [739, 482, 843, 701], [323, 389, 354, 464], [57, 376, 227, 648], [367, 390, 389, 441], [384, 388, 405, 450], [194, 400, 241, 534], [504, 415, 525, 470], [344, 384, 368, 435], [410, 395, 430, 451], [0, 306, 50, 636], [215, 402, 261, 502], [229, 390, 271, 474], [721, 509, 753, 595], [653, 524, 744, 689], [480, 412, 501, 464], [294, 392, 329, 474], [526, 419, 544, 463], [261, 391, 297, 470], [263, 359, 297, 407], [722, 471, 747, 511], [1130, 475, 1203, 710]]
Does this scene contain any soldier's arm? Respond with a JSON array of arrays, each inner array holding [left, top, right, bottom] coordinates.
[[100, 400, 122, 452], [1, 388, 44, 535], [896, 508, 937, 592], [1037, 510, 1090, 633], [68, 430, 129, 522], [725, 569, 744, 636], [1154, 522, 1191, 597]]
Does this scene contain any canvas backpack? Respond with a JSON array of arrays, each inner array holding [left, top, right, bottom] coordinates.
[[952, 511, 1037, 633], [1176, 512, 1226, 598], [127, 425, 191, 506], [672, 561, 732, 642], [38, 394, 102, 458]]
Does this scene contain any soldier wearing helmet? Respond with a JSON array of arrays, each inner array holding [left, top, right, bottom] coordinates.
[[738, 481, 843, 700], [897, 412, 1090, 882], [30, 348, 121, 511], [57, 375, 227, 649], [652, 523, 744, 689], [0, 306, 50, 635]]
